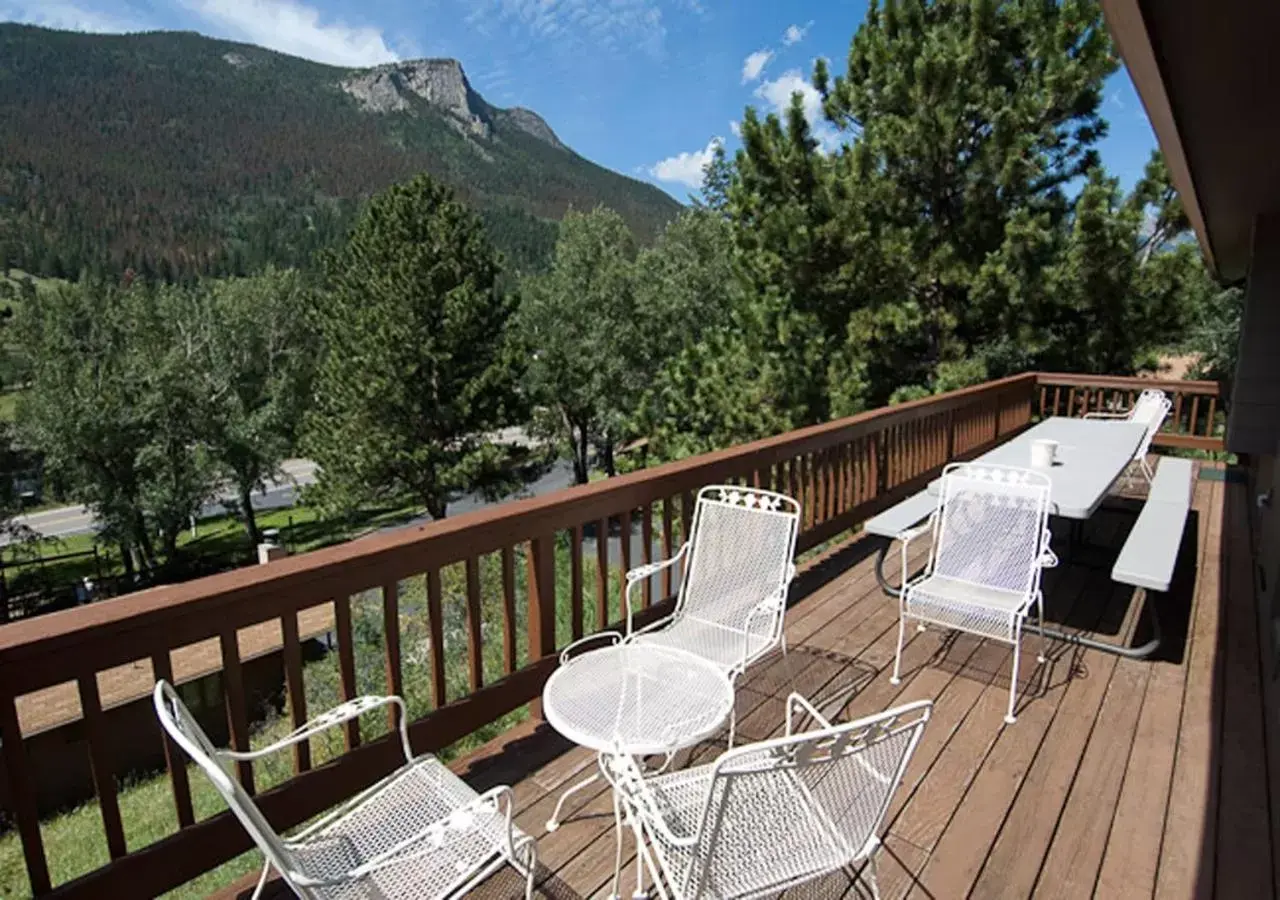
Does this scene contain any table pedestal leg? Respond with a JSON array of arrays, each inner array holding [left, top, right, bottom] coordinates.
[[545, 771, 600, 832], [609, 790, 625, 900]]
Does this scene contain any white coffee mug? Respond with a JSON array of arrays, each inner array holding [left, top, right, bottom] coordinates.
[[1030, 439, 1060, 468]]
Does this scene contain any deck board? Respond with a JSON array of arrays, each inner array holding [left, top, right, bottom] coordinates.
[[217, 467, 1276, 900]]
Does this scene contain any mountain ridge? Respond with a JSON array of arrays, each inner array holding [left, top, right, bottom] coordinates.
[[0, 24, 680, 278]]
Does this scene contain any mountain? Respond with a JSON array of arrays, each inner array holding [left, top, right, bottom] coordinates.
[[0, 25, 682, 279]]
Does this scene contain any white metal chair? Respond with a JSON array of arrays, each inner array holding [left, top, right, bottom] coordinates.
[[562, 485, 801, 748], [890, 464, 1057, 724], [601, 695, 932, 900], [1085, 388, 1172, 482], [152, 680, 536, 900]]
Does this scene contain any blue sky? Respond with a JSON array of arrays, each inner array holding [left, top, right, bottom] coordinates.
[[2, 0, 1159, 202]]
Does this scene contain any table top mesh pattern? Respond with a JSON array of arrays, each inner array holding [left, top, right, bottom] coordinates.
[[542, 644, 734, 755]]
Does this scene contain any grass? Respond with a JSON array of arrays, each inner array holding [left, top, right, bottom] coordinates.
[[2, 503, 427, 614], [0, 515, 645, 898]]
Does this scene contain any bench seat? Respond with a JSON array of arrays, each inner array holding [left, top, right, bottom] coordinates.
[[864, 491, 936, 538], [1112, 457, 1195, 592]]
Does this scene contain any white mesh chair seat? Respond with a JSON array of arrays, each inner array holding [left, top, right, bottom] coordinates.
[[890, 464, 1057, 724], [903, 576, 1030, 643], [152, 681, 535, 900], [602, 695, 931, 900], [630, 617, 775, 674], [288, 758, 524, 900]]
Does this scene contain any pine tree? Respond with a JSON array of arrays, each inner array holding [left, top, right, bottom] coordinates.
[[303, 175, 523, 519]]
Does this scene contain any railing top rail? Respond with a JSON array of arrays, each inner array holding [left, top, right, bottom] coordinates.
[[1035, 372, 1222, 393], [0, 372, 1036, 688]]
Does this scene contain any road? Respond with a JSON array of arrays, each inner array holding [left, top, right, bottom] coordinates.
[[8, 454, 667, 580], [8, 448, 575, 543], [8, 459, 319, 542]]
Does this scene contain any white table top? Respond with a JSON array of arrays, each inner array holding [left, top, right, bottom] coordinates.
[[542, 643, 735, 756], [930, 417, 1148, 520]]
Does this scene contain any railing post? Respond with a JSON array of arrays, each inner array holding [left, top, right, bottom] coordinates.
[[945, 409, 956, 462], [0, 689, 50, 895], [527, 533, 557, 718], [872, 432, 888, 497]]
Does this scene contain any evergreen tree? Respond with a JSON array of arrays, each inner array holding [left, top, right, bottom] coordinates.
[[303, 175, 522, 519], [632, 209, 793, 459], [716, 0, 1209, 421]]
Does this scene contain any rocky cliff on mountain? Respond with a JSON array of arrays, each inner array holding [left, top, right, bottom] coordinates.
[[341, 59, 492, 138], [340, 59, 567, 151]]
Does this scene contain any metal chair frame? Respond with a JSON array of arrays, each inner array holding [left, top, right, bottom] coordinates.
[[1084, 388, 1173, 482], [889, 464, 1058, 724], [602, 696, 932, 900], [560, 484, 801, 749], [153, 681, 536, 899]]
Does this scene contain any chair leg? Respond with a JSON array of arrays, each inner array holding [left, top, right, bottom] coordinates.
[[859, 852, 882, 900], [727, 704, 737, 749], [632, 813, 647, 900], [1006, 627, 1022, 725], [890, 614, 907, 685], [610, 792, 625, 900], [249, 860, 272, 900], [512, 836, 538, 900], [1036, 597, 1047, 665], [1141, 457, 1156, 483]]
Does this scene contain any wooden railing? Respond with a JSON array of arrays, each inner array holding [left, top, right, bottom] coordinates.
[[1034, 372, 1226, 451], [0, 372, 1040, 898]]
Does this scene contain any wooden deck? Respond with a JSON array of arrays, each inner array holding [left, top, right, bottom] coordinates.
[[243, 469, 1277, 899]]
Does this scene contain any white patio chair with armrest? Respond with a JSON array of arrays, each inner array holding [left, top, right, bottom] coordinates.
[[889, 463, 1057, 724], [152, 680, 536, 900], [1084, 388, 1172, 482], [560, 485, 801, 749], [600, 695, 932, 900]]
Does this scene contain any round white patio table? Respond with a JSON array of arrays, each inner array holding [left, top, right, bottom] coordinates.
[[541, 642, 734, 898], [543, 642, 734, 759]]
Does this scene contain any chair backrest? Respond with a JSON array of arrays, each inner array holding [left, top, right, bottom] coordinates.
[[929, 463, 1053, 596], [1128, 389, 1172, 461], [677, 700, 932, 898], [677, 485, 800, 634], [153, 680, 305, 894]]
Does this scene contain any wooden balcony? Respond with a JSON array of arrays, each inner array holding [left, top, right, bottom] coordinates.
[[431, 465, 1263, 900], [0, 371, 1262, 899]]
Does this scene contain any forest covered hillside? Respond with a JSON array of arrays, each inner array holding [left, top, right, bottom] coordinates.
[[0, 24, 682, 278]]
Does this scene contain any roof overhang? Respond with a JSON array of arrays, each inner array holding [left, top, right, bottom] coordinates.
[[1101, 0, 1280, 282]]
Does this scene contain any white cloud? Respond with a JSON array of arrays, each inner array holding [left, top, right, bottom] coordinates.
[[755, 69, 821, 122], [755, 68, 839, 150], [782, 21, 812, 46], [0, 1, 146, 32], [650, 137, 722, 189], [181, 0, 399, 67], [740, 48, 773, 84], [729, 119, 741, 138]]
